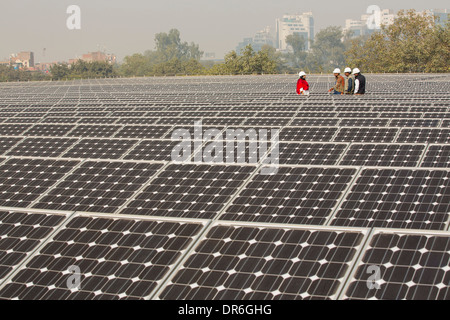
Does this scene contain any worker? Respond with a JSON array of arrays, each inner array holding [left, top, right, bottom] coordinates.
[[296, 71, 310, 96], [328, 68, 345, 95], [353, 68, 366, 95], [344, 67, 355, 94]]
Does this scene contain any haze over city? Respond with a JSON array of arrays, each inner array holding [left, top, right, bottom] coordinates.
[[0, 0, 448, 63]]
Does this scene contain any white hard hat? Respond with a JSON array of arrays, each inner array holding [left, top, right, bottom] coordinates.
[[344, 67, 352, 73], [352, 68, 361, 74], [299, 71, 306, 77], [333, 68, 341, 74]]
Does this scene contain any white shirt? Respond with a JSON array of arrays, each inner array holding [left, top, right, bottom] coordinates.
[[354, 78, 360, 94]]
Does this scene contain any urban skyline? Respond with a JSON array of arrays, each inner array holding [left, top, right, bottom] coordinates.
[[1, 1, 448, 65]]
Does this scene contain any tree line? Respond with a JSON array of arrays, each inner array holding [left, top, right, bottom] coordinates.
[[0, 9, 448, 82]]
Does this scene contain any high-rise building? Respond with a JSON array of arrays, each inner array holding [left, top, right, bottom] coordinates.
[[236, 26, 274, 53], [276, 12, 314, 51], [344, 9, 396, 39], [425, 9, 449, 27]]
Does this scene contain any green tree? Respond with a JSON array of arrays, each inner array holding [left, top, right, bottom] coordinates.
[[120, 29, 204, 76], [307, 26, 346, 72], [284, 34, 308, 70], [346, 9, 449, 73]]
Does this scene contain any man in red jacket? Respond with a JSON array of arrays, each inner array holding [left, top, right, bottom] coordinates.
[[296, 71, 310, 96]]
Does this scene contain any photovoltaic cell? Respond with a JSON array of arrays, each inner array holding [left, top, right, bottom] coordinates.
[[24, 125, 75, 137], [67, 125, 121, 138], [124, 140, 185, 162], [0, 158, 79, 208], [334, 128, 398, 143], [0, 137, 22, 156], [339, 144, 425, 167], [275, 143, 347, 166], [220, 167, 356, 225], [0, 125, 32, 136], [279, 127, 338, 142], [0, 216, 204, 300], [114, 126, 172, 139], [33, 161, 163, 213], [338, 119, 389, 127], [120, 164, 255, 219], [331, 168, 450, 230], [61, 139, 138, 159], [343, 232, 450, 300], [396, 128, 450, 144], [290, 118, 339, 127], [6, 138, 78, 158], [420, 145, 450, 168], [159, 224, 365, 300], [0, 211, 65, 282]]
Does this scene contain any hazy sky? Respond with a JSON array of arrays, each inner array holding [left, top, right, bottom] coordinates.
[[0, 0, 447, 63]]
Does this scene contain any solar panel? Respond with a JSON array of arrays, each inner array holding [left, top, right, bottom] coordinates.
[[334, 127, 398, 143], [339, 144, 425, 167], [78, 118, 118, 124], [275, 142, 347, 166], [33, 161, 163, 213], [114, 125, 172, 139], [158, 223, 367, 300], [390, 119, 439, 127], [243, 118, 291, 126], [0, 215, 205, 300], [396, 128, 450, 144], [124, 140, 187, 162], [61, 139, 138, 159], [115, 118, 160, 125], [339, 119, 389, 127], [420, 145, 450, 168], [279, 127, 338, 142], [67, 125, 121, 138], [0, 210, 66, 283], [24, 125, 75, 137], [342, 230, 450, 300], [0, 158, 80, 208], [0, 74, 449, 300], [0, 137, 22, 156], [6, 137, 78, 158], [290, 118, 339, 127], [331, 168, 450, 230], [120, 163, 255, 219], [220, 166, 357, 225], [0, 125, 32, 136]]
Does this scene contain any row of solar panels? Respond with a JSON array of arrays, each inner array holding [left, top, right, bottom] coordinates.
[[1, 125, 450, 143], [2, 118, 450, 129], [0, 209, 448, 300], [0, 157, 448, 230], [0, 136, 449, 167]]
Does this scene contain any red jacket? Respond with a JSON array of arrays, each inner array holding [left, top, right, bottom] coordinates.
[[297, 78, 309, 94]]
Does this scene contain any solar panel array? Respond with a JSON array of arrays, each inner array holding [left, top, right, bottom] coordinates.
[[0, 74, 449, 300]]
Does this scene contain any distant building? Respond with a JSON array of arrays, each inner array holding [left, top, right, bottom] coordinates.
[[9, 51, 35, 68], [77, 51, 117, 64], [203, 52, 216, 60], [35, 62, 57, 73], [344, 9, 396, 38], [276, 12, 314, 52], [236, 26, 274, 53], [424, 9, 449, 27]]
